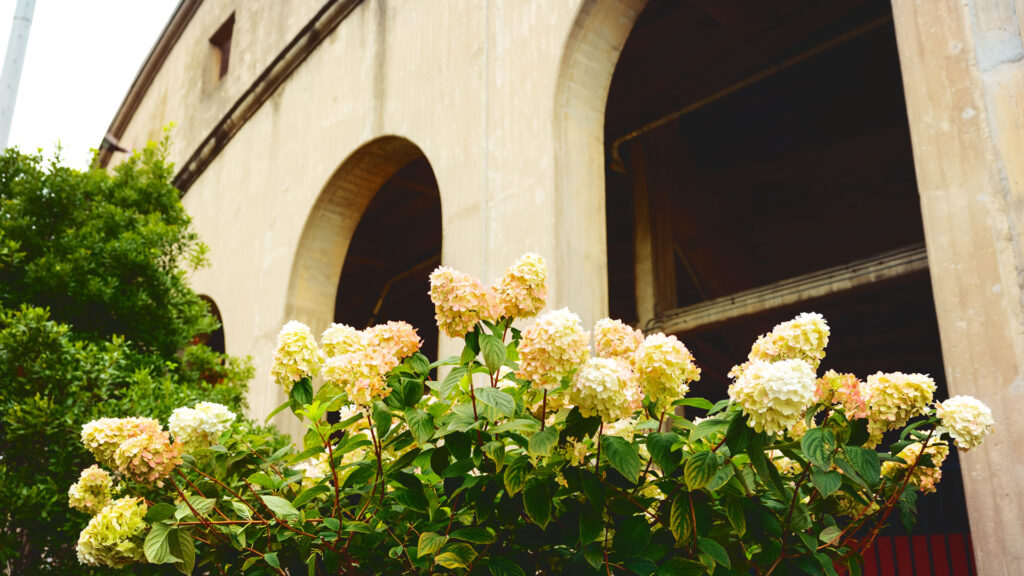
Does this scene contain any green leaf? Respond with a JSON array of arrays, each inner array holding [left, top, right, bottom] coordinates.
[[602, 435, 641, 484], [401, 378, 425, 407], [169, 529, 195, 575], [811, 469, 842, 497], [230, 500, 252, 520], [323, 517, 341, 531], [293, 484, 332, 508], [144, 522, 180, 564], [264, 552, 280, 569], [372, 401, 392, 439], [724, 497, 746, 536], [845, 446, 881, 486], [801, 428, 837, 469], [684, 451, 719, 490], [819, 525, 843, 545], [409, 352, 431, 375], [480, 333, 507, 374], [440, 366, 467, 400], [475, 387, 515, 418], [489, 557, 527, 576], [697, 537, 731, 568], [436, 543, 477, 569], [523, 477, 551, 528], [143, 502, 177, 523], [669, 494, 693, 543], [405, 408, 435, 445], [343, 521, 373, 533], [672, 397, 715, 410], [847, 418, 870, 446], [290, 377, 313, 408], [449, 527, 495, 544], [504, 455, 530, 496], [528, 427, 558, 457], [706, 464, 735, 492], [725, 413, 752, 453], [260, 495, 299, 520], [690, 417, 729, 443], [647, 432, 682, 475], [418, 532, 448, 557]]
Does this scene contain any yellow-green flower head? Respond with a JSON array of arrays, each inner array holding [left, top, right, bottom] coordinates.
[[570, 357, 642, 422], [112, 419, 182, 485], [271, 321, 323, 393], [428, 266, 496, 338], [882, 440, 949, 493], [81, 417, 161, 468], [634, 332, 701, 406], [493, 253, 548, 319], [516, 308, 591, 391], [935, 395, 994, 451], [730, 312, 830, 378], [321, 323, 368, 357], [729, 359, 817, 436], [863, 372, 935, 439], [366, 320, 423, 360], [68, 465, 113, 515], [322, 348, 397, 406], [604, 416, 638, 443], [169, 401, 237, 452], [75, 497, 148, 568], [593, 318, 644, 360], [768, 450, 803, 476]]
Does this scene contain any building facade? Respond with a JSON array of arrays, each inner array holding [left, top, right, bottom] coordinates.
[[100, 1, 1024, 574]]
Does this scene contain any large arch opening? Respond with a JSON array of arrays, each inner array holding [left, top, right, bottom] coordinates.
[[557, 0, 976, 573]]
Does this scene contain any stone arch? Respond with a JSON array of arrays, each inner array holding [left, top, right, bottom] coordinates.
[[285, 136, 436, 339], [197, 295, 226, 354]]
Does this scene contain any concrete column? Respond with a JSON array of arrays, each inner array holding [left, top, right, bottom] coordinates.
[[0, 0, 35, 148]]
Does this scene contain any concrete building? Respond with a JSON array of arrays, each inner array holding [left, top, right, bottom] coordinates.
[[99, 1, 1024, 574]]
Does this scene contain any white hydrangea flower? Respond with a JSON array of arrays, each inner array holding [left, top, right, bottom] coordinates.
[[68, 465, 114, 515], [570, 357, 641, 422], [76, 497, 148, 568], [593, 318, 644, 360], [728, 359, 817, 436], [935, 395, 994, 451], [604, 417, 638, 443], [863, 372, 935, 442], [169, 402, 237, 451], [517, 308, 590, 391], [270, 321, 323, 393], [633, 332, 700, 407]]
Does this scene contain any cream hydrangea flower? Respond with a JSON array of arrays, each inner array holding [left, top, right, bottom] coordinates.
[[768, 450, 803, 476], [429, 266, 496, 338], [321, 323, 368, 357], [322, 348, 397, 406], [935, 395, 994, 451], [593, 318, 644, 360], [729, 359, 817, 436], [569, 357, 641, 422], [75, 497, 148, 568], [516, 308, 590, 391], [68, 465, 114, 515], [816, 370, 868, 419], [366, 320, 422, 360], [604, 416, 638, 443], [112, 419, 182, 485], [730, 312, 830, 378], [169, 401, 237, 451], [81, 417, 161, 468], [634, 333, 700, 407], [493, 253, 548, 319], [863, 372, 935, 441], [882, 440, 949, 494], [270, 321, 323, 393]]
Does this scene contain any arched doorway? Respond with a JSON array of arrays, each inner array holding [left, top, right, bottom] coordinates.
[[197, 295, 226, 354], [286, 136, 442, 355]]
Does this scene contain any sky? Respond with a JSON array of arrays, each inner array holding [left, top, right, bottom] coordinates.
[[0, 0, 178, 168]]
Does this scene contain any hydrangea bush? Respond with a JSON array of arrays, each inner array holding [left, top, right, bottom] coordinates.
[[70, 254, 994, 575]]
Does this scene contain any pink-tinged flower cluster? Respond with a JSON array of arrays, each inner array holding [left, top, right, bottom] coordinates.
[[882, 440, 949, 494], [570, 357, 642, 422], [270, 321, 323, 393], [816, 370, 868, 419], [729, 312, 830, 378], [68, 465, 114, 515], [516, 308, 590, 390], [429, 266, 498, 338], [863, 372, 935, 442], [729, 359, 817, 436], [321, 323, 368, 357], [593, 318, 644, 360], [319, 321, 422, 406], [935, 395, 994, 451], [111, 419, 183, 485], [633, 332, 701, 406], [493, 253, 548, 319], [366, 320, 423, 360], [81, 417, 162, 468]]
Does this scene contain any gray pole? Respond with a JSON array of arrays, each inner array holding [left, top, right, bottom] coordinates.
[[0, 0, 36, 149]]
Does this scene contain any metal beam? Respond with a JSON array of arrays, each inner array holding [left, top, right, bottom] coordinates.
[[646, 243, 928, 335]]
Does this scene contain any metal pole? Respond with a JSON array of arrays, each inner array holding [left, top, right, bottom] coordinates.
[[0, 0, 36, 149]]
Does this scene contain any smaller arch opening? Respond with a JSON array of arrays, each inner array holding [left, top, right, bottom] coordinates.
[[197, 295, 226, 354]]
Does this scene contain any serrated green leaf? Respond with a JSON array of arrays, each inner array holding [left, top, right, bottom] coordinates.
[[264, 552, 280, 569], [811, 469, 842, 497], [504, 455, 530, 496], [418, 532, 448, 557], [169, 528, 195, 575], [259, 495, 299, 520], [602, 435, 641, 484], [449, 527, 495, 544], [291, 377, 313, 408], [292, 484, 331, 508], [684, 451, 719, 490], [144, 522, 180, 564], [669, 494, 692, 543], [801, 428, 837, 469], [440, 366, 466, 400], [697, 537, 730, 568], [143, 502, 177, 523], [489, 557, 527, 576], [690, 417, 729, 443], [436, 542, 476, 569], [475, 387, 515, 418], [523, 477, 551, 528], [480, 334, 507, 374], [230, 500, 252, 520], [528, 427, 558, 457], [672, 397, 715, 410], [323, 517, 340, 531], [724, 497, 746, 536], [819, 525, 843, 545], [646, 432, 682, 475], [405, 408, 435, 445], [845, 446, 881, 486]]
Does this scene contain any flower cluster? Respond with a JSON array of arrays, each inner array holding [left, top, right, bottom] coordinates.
[[81, 417, 159, 468], [493, 253, 548, 319], [367, 320, 423, 359], [270, 321, 323, 393], [882, 440, 949, 493], [169, 401, 237, 451], [429, 266, 498, 338], [594, 318, 644, 360], [75, 497, 148, 568], [569, 357, 642, 422], [816, 370, 868, 419], [729, 359, 818, 436], [604, 416, 638, 443], [863, 372, 935, 442], [517, 308, 590, 390], [111, 419, 182, 485], [319, 321, 422, 406], [68, 465, 114, 515], [769, 450, 803, 476], [321, 322, 368, 357], [633, 333, 701, 407], [730, 312, 830, 378], [936, 395, 994, 451]]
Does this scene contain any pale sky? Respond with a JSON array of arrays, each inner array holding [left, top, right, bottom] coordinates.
[[0, 0, 178, 168]]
